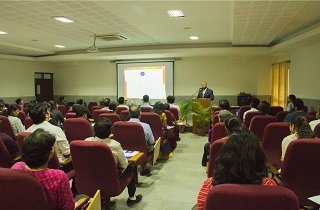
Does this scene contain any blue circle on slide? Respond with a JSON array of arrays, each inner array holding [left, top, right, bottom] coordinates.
[[140, 72, 145, 76]]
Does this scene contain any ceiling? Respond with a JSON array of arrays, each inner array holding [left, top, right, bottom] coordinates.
[[0, 0, 320, 62]]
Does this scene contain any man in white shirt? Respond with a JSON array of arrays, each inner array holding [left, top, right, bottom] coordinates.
[[27, 103, 70, 163], [167, 95, 180, 117], [243, 97, 260, 122], [140, 95, 153, 108], [309, 109, 320, 131], [118, 97, 129, 110]]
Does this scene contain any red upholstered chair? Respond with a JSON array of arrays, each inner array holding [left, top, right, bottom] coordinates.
[[17, 111, 27, 125], [212, 114, 219, 126], [269, 106, 284, 116], [0, 138, 15, 168], [237, 105, 251, 122], [58, 105, 67, 117], [16, 132, 31, 153], [67, 102, 75, 107], [261, 122, 290, 169], [210, 122, 227, 144], [279, 139, 320, 207], [164, 110, 175, 126], [0, 115, 15, 139], [305, 114, 316, 122], [164, 110, 179, 147], [88, 102, 98, 114], [204, 184, 299, 210], [314, 123, 320, 138], [302, 106, 308, 113], [70, 140, 134, 209], [213, 107, 221, 112], [276, 111, 292, 122], [244, 111, 259, 127], [64, 118, 94, 142], [308, 111, 317, 117], [169, 107, 179, 120], [249, 115, 277, 141], [91, 105, 104, 113], [116, 106, 128, 115], [140, 106, 152, 112], [207, 138, 224, 178], [120, 110, 130, 121], [93, 109, 109, 122], [0, 168, 49, 210], [24, 117, 33, 129], [65, 112, 76, 119], [99, 113, 121, 125]]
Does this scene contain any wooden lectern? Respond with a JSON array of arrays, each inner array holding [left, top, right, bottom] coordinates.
[[192, 98, 211, 134]]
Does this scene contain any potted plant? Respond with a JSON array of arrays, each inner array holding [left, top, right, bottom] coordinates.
[[192, 101, 211, 136], [177, 99, 193, 133]]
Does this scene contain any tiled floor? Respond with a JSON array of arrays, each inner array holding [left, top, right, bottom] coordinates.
[[77, 132, 208, 210]]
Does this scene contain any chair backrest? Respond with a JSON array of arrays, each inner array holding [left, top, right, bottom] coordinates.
[[70, 140, 126, 198], [16, 132, 31, 153], [0, 138, 13, 168], [308, 111, 317, 117], [280, 139, 320, 206], [244, 111, 260, 127], [140, 106, 152, 112], [116, 106, 127, 115], [120, 110, 131, 121], [88, 102, 98, 114], [57, 105, 67, 117], [269, 106, 284, 116], [210, 122, 227, 144], [49, 112, 56, 124], [91, 105, 104, 113], [212, 114, 219, 126], [0, 115, 15, 139], [24, 117, 33, 129], [65, 112, 76, 119], [93, 109, 109, 122], [99, 113, 121, 125], [164, 110, 174, 126], [249, 115, 278, 141], [238, 105, 251, 122], [314, 123, 320, 138], [169, 107, 179, 120], [261, 122, 290, 169], [18, 111, 27, 125], [302, 105, 308, 113], [305, 114, 316, 122], [207, 138, 224, 178], [0, 168, 49, 210], [213, 107, 221, 112], [67, 101, 75, 107], [276, 111, 292, 122], [64, 118, 94, 142], [204, 184, 299, 210], [140, 112, 163, 140]]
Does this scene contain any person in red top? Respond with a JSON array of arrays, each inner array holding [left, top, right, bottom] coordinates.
[[197, 128, 277, 210]]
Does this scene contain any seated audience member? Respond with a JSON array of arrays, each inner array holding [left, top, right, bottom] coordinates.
[[153, 101, 167, 128], [257, 101, 270, 115], [309, 108, 320, 131], [11, 129, 75, 210], [128, 105, 155, 176], [118, 97, 129, 110], [164, 103, 180, 149], [283, 99, 307, 122], [0, 103, 7, 115], [26, 101, 37, 116], [207, 110, 233, 145], [197, 128, 277, 210], [141, 95, 153, 108], [5, 104, 26, 136], [85, 117, 142, 206], [15, 98, 24, 110], [99, 97, 105, 106], [108, 101, 118, 113], [281, 115, 315, 160], [58, 96, 67, 106], [50, 101, 64, 125], [243, 97, 260, 121], [74, 105, 91, 122], [27, 103, 70, 163], [286, 94, 296, 111], [219, 99, 230, 110], [45, 103, 57, 126], [202, 113, 239, 167], [166, 95, 180, 117], [101, 98, 111, 111], [0, 128, 19, 158]]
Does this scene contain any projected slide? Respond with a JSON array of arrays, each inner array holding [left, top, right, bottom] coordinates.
[[124, 66, 166, 99]]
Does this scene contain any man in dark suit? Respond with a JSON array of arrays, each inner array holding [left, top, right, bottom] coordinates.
[[197, 82, 214, 100]]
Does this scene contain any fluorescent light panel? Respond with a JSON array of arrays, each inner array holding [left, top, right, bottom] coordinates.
[[54, 45, 66, 48], [167, 10, 184, 18], [189, 36, 199, 40], [0, 31, 8, 35], [53, 16, 74, 23]]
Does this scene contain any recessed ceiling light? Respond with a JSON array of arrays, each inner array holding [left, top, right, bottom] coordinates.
[[54, 45, 66, 48], [167, 10, 184, 18], [0, 31, 8, 35], [53, 16, 74, 23], [189, 36, 199, 40]]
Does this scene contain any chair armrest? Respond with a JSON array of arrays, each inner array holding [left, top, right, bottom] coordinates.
[[13, 156, 21, 162], [74, 197, 89, 210], [61, 157, 72, 166], [266, 163, 282, 184], [152, 137, 161, 165]]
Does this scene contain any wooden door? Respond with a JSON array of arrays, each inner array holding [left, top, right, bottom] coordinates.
[[35, 73, 53, 102]]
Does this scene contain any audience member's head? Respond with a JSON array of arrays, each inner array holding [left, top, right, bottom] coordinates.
[[288, 94, 296, 102], [164, 103, 170, 110], [290, 115, 315, 139], [108, 101, 118, 113], [213, 128, 266, 185], [129, 105, 141, 118], [15, 98, 23, 105], [143, 95, 149, 103], [99, 97, 105, 106], [58, 96, 67, 104], [257, 101, 270, 115], [29, 103, 48, 124], [316, 108, 320, 120], [167, 95, 175, 104], [292, 99, 304, 111], [218, 110, 232, 122], [76, 99, 84, 105], [118, 97, 125, 105], [219, 100, 230, 110], [250, 98, 260, 109], [49, 101, 57, 111], [94, 117, 112, 139], [21, 128, 55, 169], [7, 104, 20, 117], [224, 115, 242, 134], [153, 101, 165, 115], [0, 103, 7, 112], [103, 98, 110, 107], [75, 105, 89, 118]]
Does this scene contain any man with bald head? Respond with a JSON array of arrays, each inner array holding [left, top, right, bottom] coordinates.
[[197, 82, 214, 100]]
